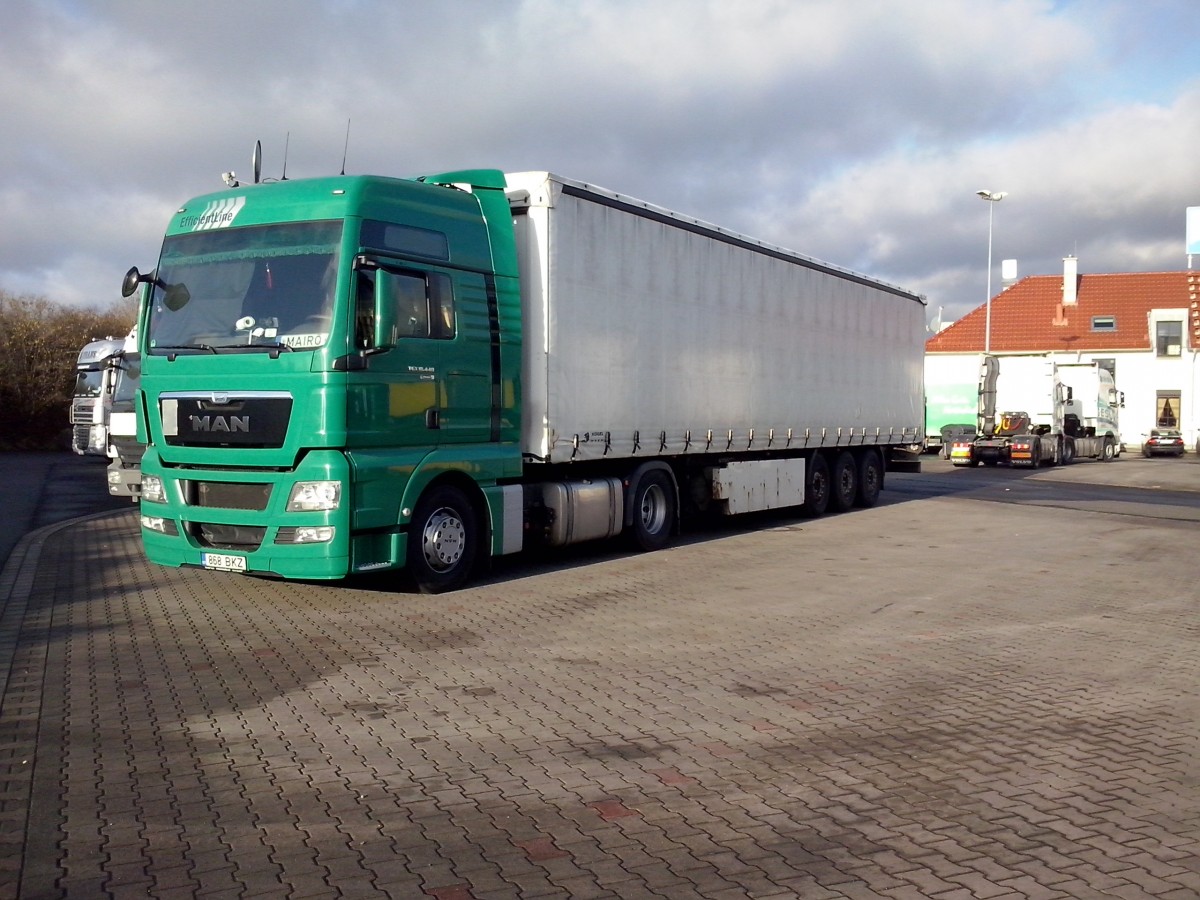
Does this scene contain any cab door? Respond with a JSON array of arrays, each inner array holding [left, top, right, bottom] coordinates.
[[352, 264, 492, 448]]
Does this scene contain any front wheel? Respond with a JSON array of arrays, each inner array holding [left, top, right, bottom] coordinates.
[[628, 468, 676, 551], [408, 485, 479, 594], [1101, 438, 1116, 462], [1062, 439, 1076, 465]]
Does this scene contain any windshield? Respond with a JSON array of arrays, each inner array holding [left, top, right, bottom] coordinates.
[[73, 368, 104, 398], [147, 220, 343, 353], [113, 354, 140, 403]]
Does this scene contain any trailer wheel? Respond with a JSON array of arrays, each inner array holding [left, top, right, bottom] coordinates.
[[1101, 437, 1116, 462], [408, 485, 479, 594], [629, 469, 676, 552], [830, 451, 857, 512], [856, 449, 883, 508], [802, 453, 831, 517]]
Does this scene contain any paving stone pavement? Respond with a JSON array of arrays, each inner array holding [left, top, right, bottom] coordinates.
[[1, 471, 1198, 898]]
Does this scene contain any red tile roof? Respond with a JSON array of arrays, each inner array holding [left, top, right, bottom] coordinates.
[[926, 270, 1200, 353]]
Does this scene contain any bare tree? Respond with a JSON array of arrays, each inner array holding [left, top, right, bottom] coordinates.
[[0, 291, 136, 450]]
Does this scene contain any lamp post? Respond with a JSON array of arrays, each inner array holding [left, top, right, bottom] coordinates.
[[976, 189, 1007, 353]]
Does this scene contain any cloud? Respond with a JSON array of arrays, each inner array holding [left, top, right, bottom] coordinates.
[[0, 0, 1198, 320]]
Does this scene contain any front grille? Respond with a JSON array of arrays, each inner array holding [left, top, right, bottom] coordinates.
[[189, 522, 266, 551], [162, 393, 292, 448], [185, 480, 272, 511], [72, 401, 95, 425]]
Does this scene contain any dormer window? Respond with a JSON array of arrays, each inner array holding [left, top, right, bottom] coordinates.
[[1156, 320, 1183, 357], [1091, 316, 1116, 331]]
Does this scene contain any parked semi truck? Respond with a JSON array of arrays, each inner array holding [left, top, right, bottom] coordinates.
[[70, 336, 126, 456], [124, 169, 925, 592], [923, 354, 981, 457], [106, 327, 144, 500], [949, 355, 1122, 467]]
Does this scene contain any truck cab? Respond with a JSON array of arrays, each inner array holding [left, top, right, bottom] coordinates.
[[70, 337, 126, 456]]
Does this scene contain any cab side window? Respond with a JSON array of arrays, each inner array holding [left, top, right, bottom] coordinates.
[[356, 266, 457, 348], [390, 272, 430, 337], [384, 270, 456, 341]]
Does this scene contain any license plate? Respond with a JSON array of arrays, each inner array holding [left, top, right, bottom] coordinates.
[[202, 552, 247, 572]]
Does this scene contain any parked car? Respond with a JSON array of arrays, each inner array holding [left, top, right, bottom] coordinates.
[[1142, 429, 1185, 457]]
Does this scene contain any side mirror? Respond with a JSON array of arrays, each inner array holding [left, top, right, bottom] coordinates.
[[121, 266, 143, 298], [373, 270, 398, 351]]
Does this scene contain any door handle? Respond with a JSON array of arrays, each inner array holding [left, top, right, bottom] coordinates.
[[425, 408, 440, 430]]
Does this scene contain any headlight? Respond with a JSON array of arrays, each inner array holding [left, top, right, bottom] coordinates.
[[142, 474, 166, 503], [287, 480, 341, 512]]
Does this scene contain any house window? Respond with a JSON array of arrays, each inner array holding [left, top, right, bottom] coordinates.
[[1156, 391, 1181, 428], [1156, 320, 1183, 356], [1091, 316, 1116, 331]]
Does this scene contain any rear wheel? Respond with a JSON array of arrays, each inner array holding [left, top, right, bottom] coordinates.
[[1062, 439, 1076, 465], [830, 451, 857, 512], [408, 485, 479, 594], [856, 449, 883, 508], [629, 468, 676, 551], [802, 453, 830, 517]]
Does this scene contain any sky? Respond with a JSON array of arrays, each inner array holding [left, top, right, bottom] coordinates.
[[2, 0, 1199, 327]]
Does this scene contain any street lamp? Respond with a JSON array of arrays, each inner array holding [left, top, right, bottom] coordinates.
[[976, 189, 1007, 353]]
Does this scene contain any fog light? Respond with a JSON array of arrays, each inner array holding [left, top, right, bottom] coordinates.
[[141, 515, 178, 535], [274, 526, 335, 544]]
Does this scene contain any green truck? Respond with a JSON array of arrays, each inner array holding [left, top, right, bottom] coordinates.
[[126, 169, 925, 592]]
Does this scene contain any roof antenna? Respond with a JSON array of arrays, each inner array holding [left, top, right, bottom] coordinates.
[[340, 118, 351, 175], [281, 131, 290, 181]]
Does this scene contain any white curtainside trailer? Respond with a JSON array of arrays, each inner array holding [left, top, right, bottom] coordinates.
[[506, 172, 926, 467]]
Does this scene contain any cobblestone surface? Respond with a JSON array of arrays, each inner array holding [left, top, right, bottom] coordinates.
[[1, 470, 1198, 898]]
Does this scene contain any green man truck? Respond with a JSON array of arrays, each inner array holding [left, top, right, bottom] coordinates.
[[125, 169, 925, 592]]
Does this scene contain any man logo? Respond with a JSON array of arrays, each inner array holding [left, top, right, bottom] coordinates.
[[191, 415, 249, 433]]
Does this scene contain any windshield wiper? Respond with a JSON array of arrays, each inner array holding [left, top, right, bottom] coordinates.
[[155, 343, 218, 360], [245, 341, 294, 351]]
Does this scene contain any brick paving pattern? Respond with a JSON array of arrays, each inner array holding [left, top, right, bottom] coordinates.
[[1, 481, 1198, 898]]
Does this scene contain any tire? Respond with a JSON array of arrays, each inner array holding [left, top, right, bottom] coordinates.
[[830, 451, 857, 512], [856, 449, 883, 508], [407, 484, 479, 594], [1062, 439, 1076, 465], [802, 453, 831, 517], [1101, 438, 1115, 462], [1029, 440, 1041, 468], [628, 468, 676, 552]]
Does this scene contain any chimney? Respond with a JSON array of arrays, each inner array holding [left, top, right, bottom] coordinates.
[[1062, 256, 1078, 306]]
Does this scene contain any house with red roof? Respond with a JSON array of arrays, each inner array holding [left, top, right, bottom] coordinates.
[[925, 259, 1200, 452]]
